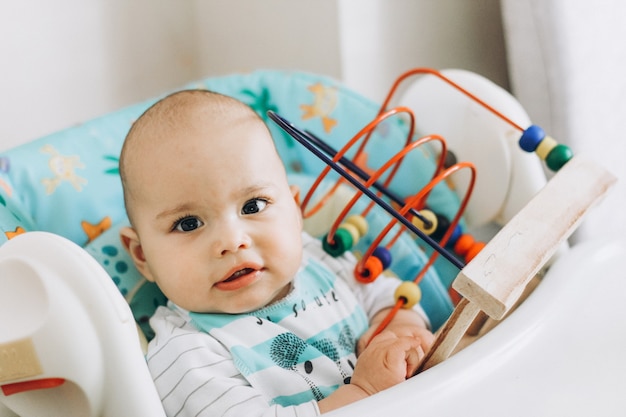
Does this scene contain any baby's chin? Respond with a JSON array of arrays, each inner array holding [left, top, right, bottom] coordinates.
[[211, 283, 295, 315]]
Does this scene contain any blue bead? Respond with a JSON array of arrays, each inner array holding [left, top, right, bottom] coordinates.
[[446, 224, 463, 247], [519, 125, 545, 152], [372, 246, 392, 269]]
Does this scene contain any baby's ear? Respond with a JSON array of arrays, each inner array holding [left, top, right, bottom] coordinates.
[[119, 226, 155, 282], [290, 184, 301, 207]]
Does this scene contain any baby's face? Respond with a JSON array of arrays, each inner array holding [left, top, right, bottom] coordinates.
[[128, 116, 303, 313]]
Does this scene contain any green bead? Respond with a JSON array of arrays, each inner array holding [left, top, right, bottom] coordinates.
[[322, 228, 353, 257], [545, 144, 573, 171]]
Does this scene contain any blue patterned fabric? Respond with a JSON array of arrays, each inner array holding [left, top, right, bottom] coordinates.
[[0, 70, 460, 332], [189, 258, 369, 406]]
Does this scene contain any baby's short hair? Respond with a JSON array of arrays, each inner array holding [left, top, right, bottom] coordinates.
[[119, 90, 262, 224]]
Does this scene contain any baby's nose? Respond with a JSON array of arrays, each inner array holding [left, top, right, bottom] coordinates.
[[212, 220, 251, 256]]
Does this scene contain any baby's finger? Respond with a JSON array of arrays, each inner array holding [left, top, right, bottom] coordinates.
[[405, 345, 424, 378]]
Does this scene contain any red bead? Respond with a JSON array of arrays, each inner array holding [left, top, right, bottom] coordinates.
[[354, 256, 383, 283], [372, 246, 392, 269], [453, 233, 475, 256], [448, 287, 462, 306], [465, 241, 486, 262]]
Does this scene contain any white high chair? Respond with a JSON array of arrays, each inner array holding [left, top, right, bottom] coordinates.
[[398, 69, 547, 229], [0, 232, 165, 417], [0, 69, 622, 416]]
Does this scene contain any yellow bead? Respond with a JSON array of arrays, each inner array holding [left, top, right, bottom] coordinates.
[[411, 209, 438, 235], [394, 281, 422, 309], [344, 214, 368, 237], [535, 135, 558, 160], [338, 222, 360, 246]]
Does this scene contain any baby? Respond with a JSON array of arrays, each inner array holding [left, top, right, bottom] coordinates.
[[119, 89, 434, 416]]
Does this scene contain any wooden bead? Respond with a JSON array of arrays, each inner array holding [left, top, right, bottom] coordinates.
[[535, 135, 558, 160], [344, 214, 368, 237], [465, 241, 486, 262], [322, 228, 353, 257], [355, 256, 383, 283], [546, 144, 573, 171], [372, 246, 392, 269], [411, 209, 438, 235], [448, 287, 462, 306], [446, 224, 463, 247], [431, 212, 450, 241], [339, 222, 361, 246], [519, 125, 545, 152], [443, 150, 457, 169], [453, 233, 475, 256], [394, 281, 422, 309], [391, 201, 403, 212]]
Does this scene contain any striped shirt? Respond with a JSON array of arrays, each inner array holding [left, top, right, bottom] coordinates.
[[146, 233, 428, 417]]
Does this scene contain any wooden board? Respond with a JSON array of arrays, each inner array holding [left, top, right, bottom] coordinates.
[[417, 154, 617, 372], [453, 154, 617, 319]]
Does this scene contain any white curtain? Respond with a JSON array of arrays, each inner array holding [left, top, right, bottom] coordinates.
[[501, 0, 626, 243]]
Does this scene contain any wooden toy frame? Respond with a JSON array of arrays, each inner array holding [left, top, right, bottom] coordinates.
[[268, 68, 617, 373]]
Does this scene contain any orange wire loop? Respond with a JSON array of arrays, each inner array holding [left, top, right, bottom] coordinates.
[[301, 106, 416, 233], [378, 67, 524, 132]]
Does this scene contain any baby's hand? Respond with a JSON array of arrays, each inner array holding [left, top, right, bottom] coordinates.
[[349, 331, 424, 396], [357, 316, 434, 359], [361, 322, 434, 354]]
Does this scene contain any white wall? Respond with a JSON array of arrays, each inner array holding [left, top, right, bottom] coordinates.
[[0, 1, 201, 151], [501, 0, 626, 243], [1, 0, 507, 151], [191, 0, 342, 78], [338, 0, 509, 102]]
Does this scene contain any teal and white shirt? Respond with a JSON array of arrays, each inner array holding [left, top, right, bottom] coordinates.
[[146, 232, 428, 417]]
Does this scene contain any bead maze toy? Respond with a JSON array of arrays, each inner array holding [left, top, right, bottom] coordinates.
[[0, 68, 623, 417], [268, 67, 617, 372]]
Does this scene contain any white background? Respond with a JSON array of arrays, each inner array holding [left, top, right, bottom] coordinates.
[[0, 0, 508, 151]]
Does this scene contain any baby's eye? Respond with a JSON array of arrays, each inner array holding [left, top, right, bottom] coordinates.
[[241, 198, 267, 215], [174, 216, 204, 232]]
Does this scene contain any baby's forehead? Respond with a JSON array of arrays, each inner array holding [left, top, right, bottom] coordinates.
[[123, 94, 276, 176]]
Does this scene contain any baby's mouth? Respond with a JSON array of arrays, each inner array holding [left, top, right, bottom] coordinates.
[[215, 265, 262, 291], [224, 268, 255, 282]]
